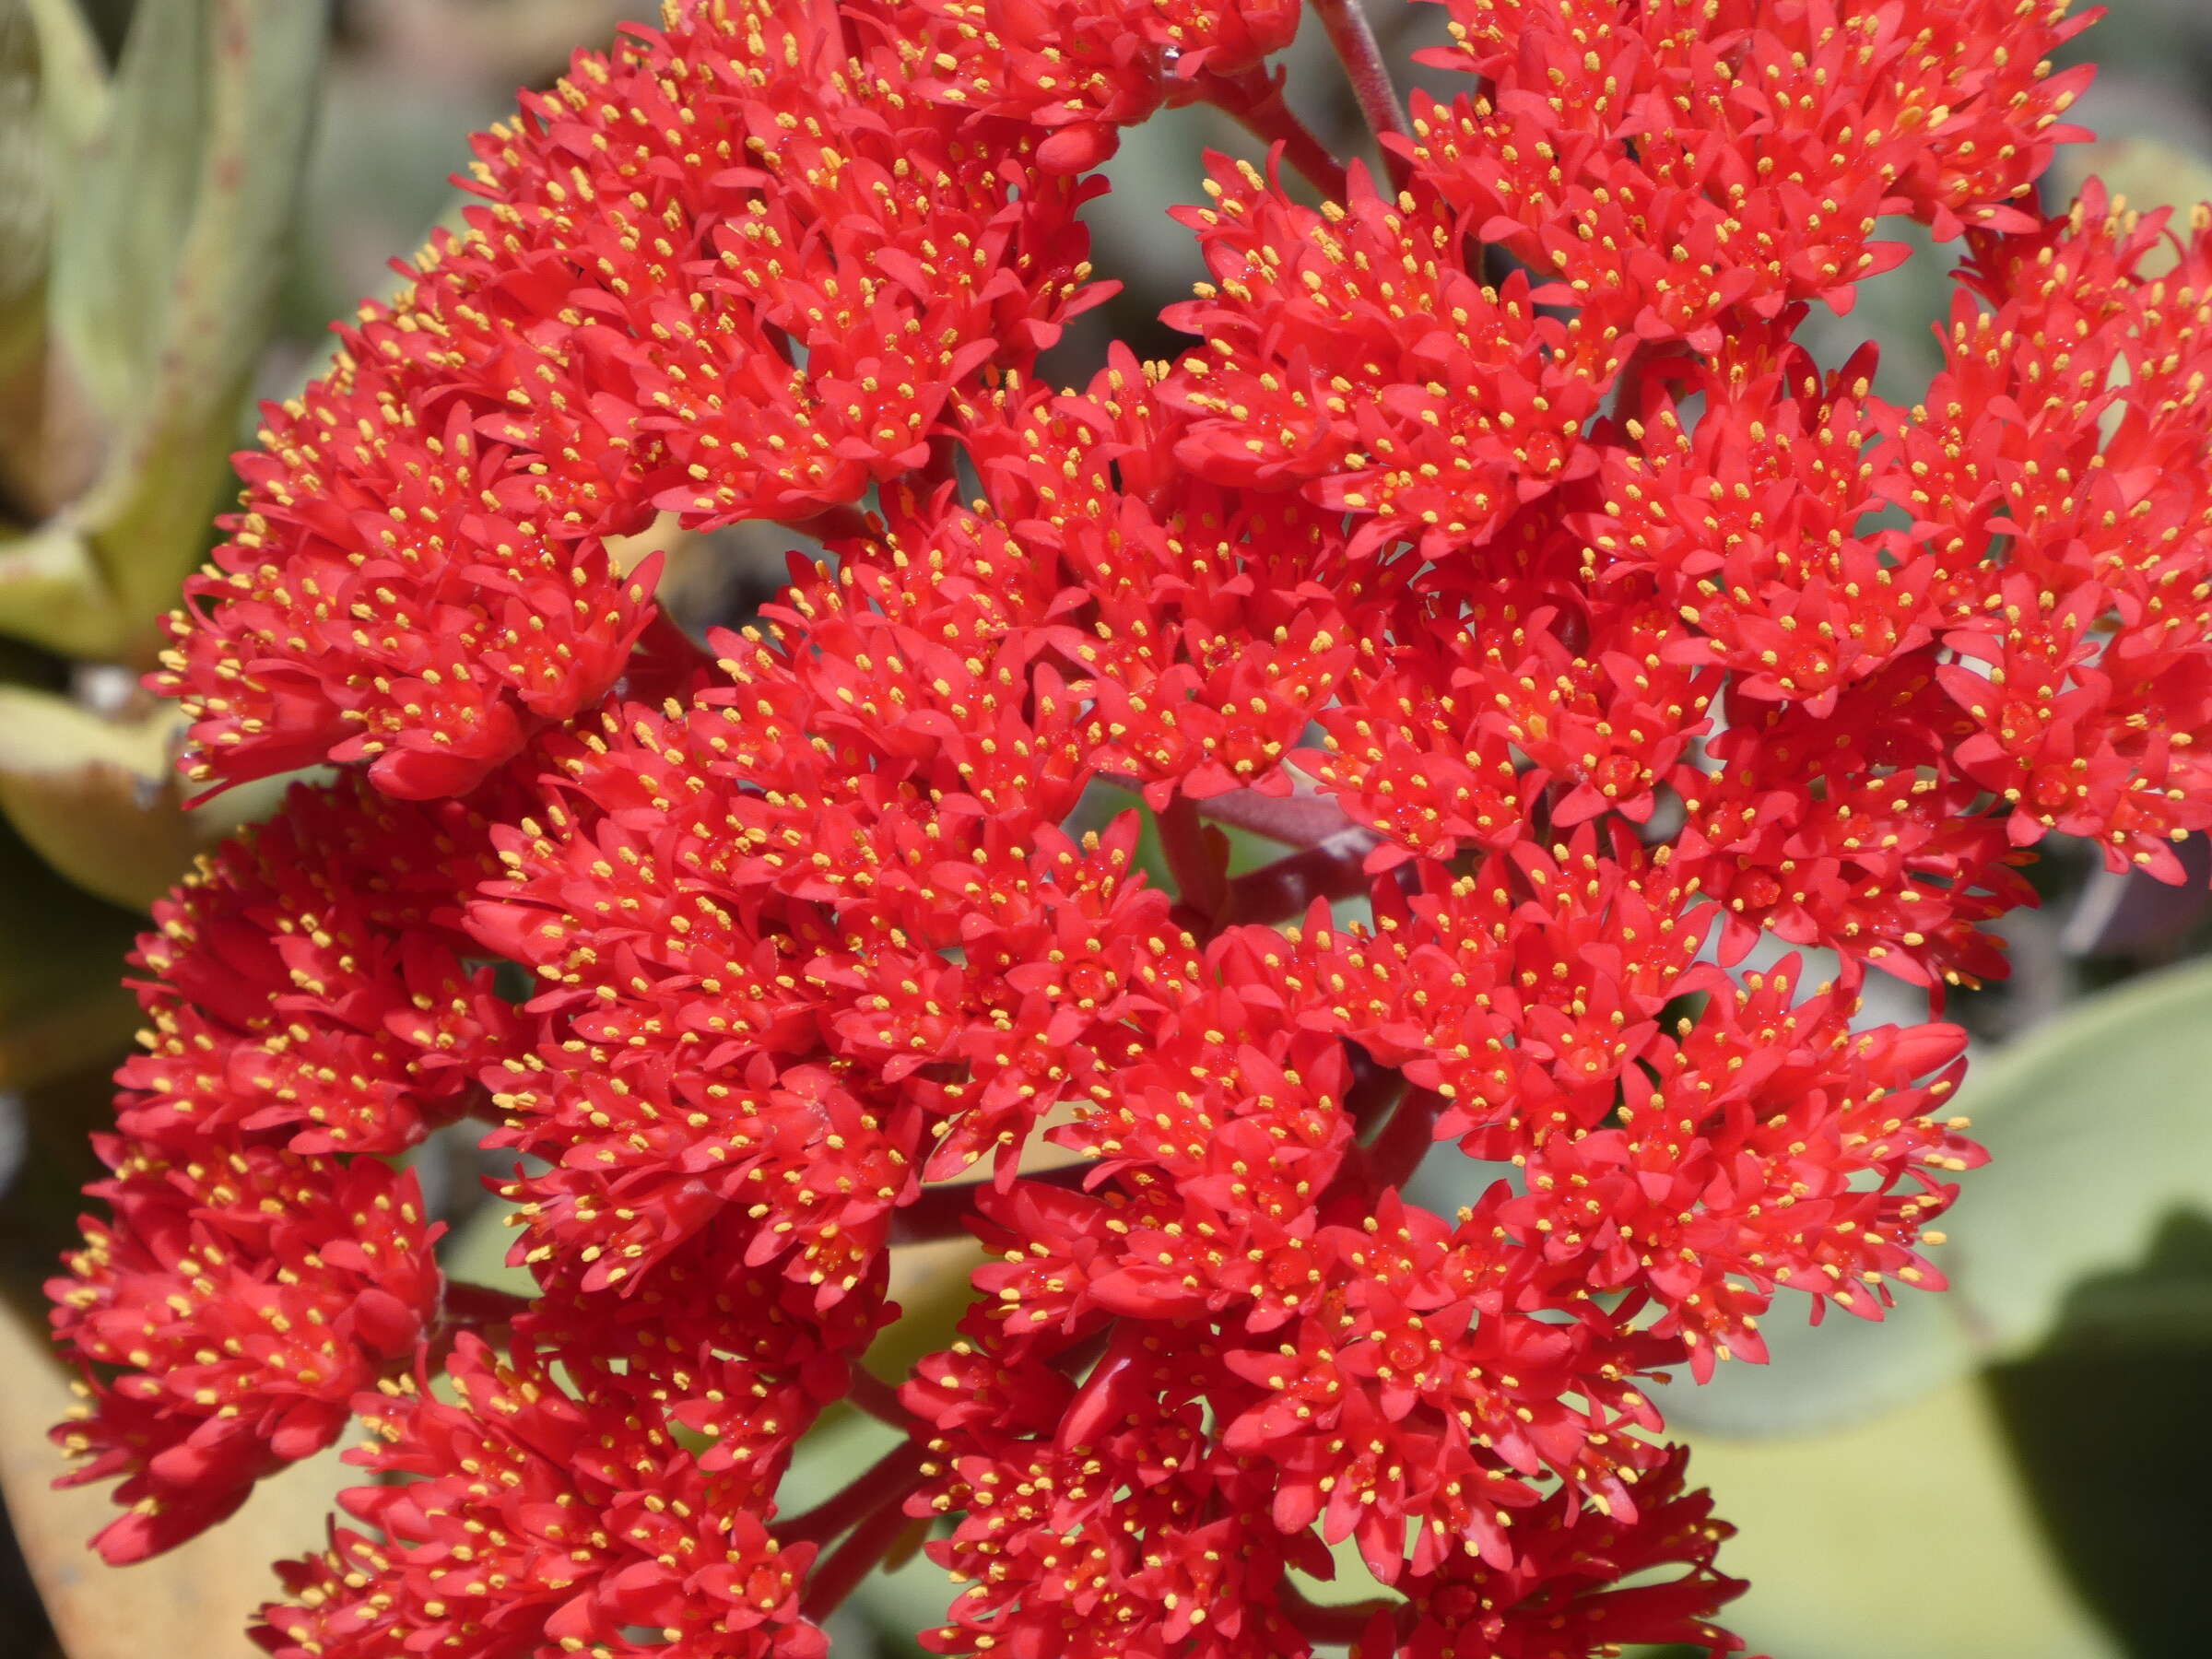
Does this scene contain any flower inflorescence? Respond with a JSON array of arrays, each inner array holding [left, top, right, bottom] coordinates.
[[47, 1, 2206, 1655]]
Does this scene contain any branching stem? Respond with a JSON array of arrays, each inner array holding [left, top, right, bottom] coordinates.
[[1194, 66, 1351, 200], [889, 1159, 1094, 1245], [845, 1363, 912, 1430], [1311, 0, 1414, 193], [1224, 830, 1380, 924], [1359, 1086, 1446, 1194], [1281, 1579, 1399, 1646], [439, 1281, 532, 1330], [780, 1441, 924, 1547], [426, 1281, 532, 1369], [799, 1474, 929, 1618], [1159, 793, 1232, 931]]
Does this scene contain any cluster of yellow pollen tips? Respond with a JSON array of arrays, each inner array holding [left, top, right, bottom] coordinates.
[[160, 0, 1100, 800], [1167, 152, 1618, 557], [68, 1, 2212, 1655]]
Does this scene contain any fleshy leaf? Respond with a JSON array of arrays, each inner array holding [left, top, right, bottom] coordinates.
[[1678, 1380, 2117, 1659], [1985, 1213, 2212, 1657], [0, 684, 280, 908], [0, 0, 326, 657], [0, 1299, 351, 1659]]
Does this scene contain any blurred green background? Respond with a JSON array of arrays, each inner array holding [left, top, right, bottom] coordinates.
[[3, 1, 2212, 1654]]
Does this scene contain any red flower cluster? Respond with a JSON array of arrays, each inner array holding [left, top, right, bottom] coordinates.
[[48, 0, 2206, 1655]]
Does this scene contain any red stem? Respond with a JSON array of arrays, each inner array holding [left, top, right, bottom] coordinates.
[[1193, 66, 1351, 200], [1224, 831, 1381, 924], [778, 503, 875, 545], [779, 1440, 924, 1547], [1281, 1579, 1398, 1646], [799, 1472, 928, 1619], [1311, 0, 1414, 194], [439, 1281, 532, 1328], [1344, 1046, 1404, 1141], [1359, 1087, 1445, 1194], [1159, 793, 1232, 932], [1047, 1324, 1115, 1382], [1193, 785, 1360, 850], [626, 606, 715, 688], [919, 435, 960, 489], [1603, 338, 1694, 432], [889, 1159, 1094, 1245], [845, 1363, 912, 1430], [426, 1281, 532, 1369]]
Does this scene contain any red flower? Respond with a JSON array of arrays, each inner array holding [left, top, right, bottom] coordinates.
[[908, 1325, 1324, 1659], [908, 0, 1170, 171], [158, 0, 1103, 801], [903, 0, 1304, 171], [1906, 191, 2212, 877], [1146, 0, 1301, 77], [256, 1332, 825, 1659], [1217, 1191, 1677, 1582], [1165, 154, 1621, 557], [117, 774, 515, 1155], [1412, 0, 2094, 341], [1672, 661, 2038, 990], [1348, 1448, 1744, 1659], [1498, 959, 1978, 1374], [51, 0, 2206, 1655], [49, 1135, 443, 1564]]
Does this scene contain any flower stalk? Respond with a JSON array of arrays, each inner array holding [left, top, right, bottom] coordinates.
[[36, 5, 2154, 1659], [1310, 0, 1414, 191]]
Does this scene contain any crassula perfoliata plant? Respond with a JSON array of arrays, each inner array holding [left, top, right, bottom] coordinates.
[[45, 1, 2203, 1655]]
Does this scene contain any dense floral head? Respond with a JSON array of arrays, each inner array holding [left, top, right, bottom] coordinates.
[[46, 0, 2212, 1654], [257, 1328, 828, 1659], [50, 1135, 443, 1564]]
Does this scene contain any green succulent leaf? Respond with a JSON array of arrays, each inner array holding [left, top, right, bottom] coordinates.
[[70, 0, 326, 627], [43, 0, 206, 428], [0, 684, 247, 908], [1983, 1213, 2212, 1658], [1679, 1378, 2118, 1659], [0, 0, 101, 526], [1940, 956, 2212, 1356], [0, 0, 326, 657], [0, 6, 49, 347], [18, 0, 108, 161]]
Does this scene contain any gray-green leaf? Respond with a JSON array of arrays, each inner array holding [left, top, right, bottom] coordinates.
[[1, 0, 326, 657]]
